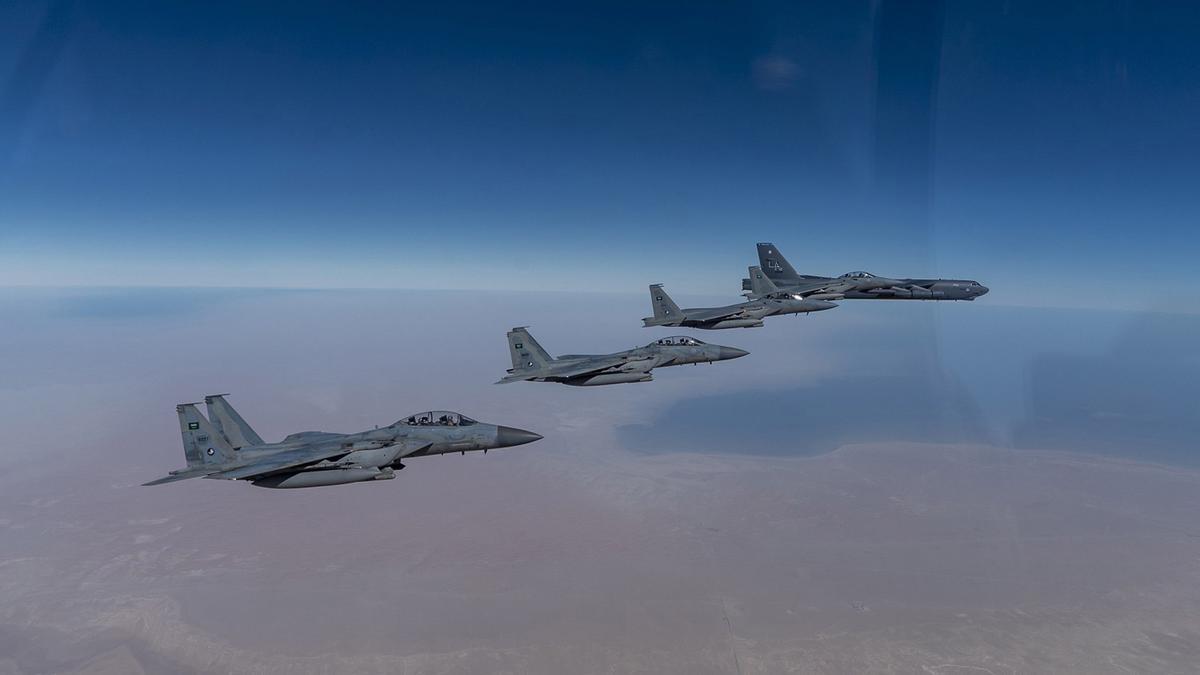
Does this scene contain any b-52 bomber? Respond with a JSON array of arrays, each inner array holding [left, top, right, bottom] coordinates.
[[744, 242, 989, 301], [497, 327, 748, 386], [642, 278, 835, 330], [144, 395, 542, 489]]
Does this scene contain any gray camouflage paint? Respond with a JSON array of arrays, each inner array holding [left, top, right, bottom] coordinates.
[[642, 280, 836, 330], [144, 395, 542, 489], [498, 327, 748, 386], [743, 242, 989, 301]]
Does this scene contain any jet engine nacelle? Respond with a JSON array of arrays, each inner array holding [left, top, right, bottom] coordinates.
[[569, 373, 654, 386], [251, 468, 395, 489], [709, 319, 765, 329]]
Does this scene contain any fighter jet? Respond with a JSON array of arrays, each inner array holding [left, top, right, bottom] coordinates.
[[642, 280, 836, 330], [743, 242, 989, 301], [497, 327, 748, 386], [143, 395, 542, 489]]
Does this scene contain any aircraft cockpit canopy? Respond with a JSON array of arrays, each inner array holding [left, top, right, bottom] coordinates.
[[841, 271, 876, 279], [396, 411, 477, 427], [655, 336, 705, 346]]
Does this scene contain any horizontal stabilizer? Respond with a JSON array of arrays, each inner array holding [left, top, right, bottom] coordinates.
[[142, 467, 214, 486]]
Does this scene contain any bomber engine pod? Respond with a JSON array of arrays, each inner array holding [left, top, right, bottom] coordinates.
[[251, 468, 395, 488]]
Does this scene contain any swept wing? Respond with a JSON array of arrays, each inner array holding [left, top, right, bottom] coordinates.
[[497, 353, 635, 383], [142, 445, 352, 485]]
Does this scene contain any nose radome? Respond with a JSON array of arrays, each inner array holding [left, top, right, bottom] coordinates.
[[718, 346, 749, 360], [976, 285, 990, 296], [496, 426, 543, 447]]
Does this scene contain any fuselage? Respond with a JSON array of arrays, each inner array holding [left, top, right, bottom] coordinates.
[[216, 412, 540, 487], [541, 339, 747, 385], [837, 278, 988, 300], [749, 274, 988, 301], [646, 298, 836, 330]]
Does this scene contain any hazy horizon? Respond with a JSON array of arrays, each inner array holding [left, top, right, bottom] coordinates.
[[2, 287, 1199, 673], [4, 1, 1199, 672]]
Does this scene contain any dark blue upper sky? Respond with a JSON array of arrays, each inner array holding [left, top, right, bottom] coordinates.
[[1, 1, 1197, 309]]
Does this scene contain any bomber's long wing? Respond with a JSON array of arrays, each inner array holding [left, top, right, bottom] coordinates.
[[497, 354, 631, 383], [857, 280, 939, 298]]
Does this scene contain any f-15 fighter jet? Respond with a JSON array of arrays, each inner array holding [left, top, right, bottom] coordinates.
[[642, 280, 835, 329], [497, 327, 748, 386], [144, 395, 542, 489], [743, 242, 989, 301]]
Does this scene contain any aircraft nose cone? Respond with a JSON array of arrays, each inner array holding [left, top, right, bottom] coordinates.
[[718, 346, 750, 360], [975, 285, 989, 296], [496, 426, 543, 447]]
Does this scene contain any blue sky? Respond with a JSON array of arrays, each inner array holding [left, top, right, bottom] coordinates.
[[1, 1, 1197, 310]]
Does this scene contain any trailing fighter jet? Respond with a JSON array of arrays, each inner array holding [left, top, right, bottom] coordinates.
[[143, 395, 542, 489], [743, 242, 989, 301], [642, 280, 835, 330], [497, 327, 748, 386]]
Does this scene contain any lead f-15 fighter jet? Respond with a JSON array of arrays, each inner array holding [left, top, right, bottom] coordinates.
[[497, 327, 748, 386], [743, 242, 989, 301], [144, 395, 542, 489], [642, 278, 836, 330]]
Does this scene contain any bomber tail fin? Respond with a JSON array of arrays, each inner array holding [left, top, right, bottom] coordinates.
[[506, 327, 553, 375], [643, 284, 683, 326], [205, 394, 264, 449], [757, 242, 800, 281], [178, 403, 236, 467]]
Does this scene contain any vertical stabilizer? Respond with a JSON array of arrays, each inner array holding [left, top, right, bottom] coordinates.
[[205, 395, 264, 448], [178, 404, 236, 467], [756, 242, 800, 280], [747, 266, 783, 298], [645, 284, 683, 325], [507, 327, 553, 373]]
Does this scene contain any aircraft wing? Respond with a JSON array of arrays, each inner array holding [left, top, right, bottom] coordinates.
[[686, 306, 757, 322], [497, 354, 631, 383], [207, 446, 353, 480], [746, 277, 849, 299], [788, 279, 854, 296]]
